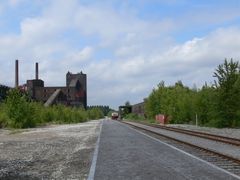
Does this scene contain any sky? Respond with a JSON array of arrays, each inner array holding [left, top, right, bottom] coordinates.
[[0, 0, 240, 109]]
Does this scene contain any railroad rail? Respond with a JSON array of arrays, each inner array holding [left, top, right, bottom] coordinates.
[[130, 121, 240, 146], [122, 121, 240, 176]]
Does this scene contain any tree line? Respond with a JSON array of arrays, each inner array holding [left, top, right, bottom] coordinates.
[[145, 59, 240, 128], [87, 105, 112, 116]]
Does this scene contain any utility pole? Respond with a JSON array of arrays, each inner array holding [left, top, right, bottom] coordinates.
[[196, 113, 198, 127]]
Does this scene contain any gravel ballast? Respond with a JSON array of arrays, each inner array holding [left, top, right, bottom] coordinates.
[[0, 120, 101, 179], [167, 124, 240, 139], [126, 122, 240, 160]]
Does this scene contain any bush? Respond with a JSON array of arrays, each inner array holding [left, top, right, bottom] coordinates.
[[71, 108, 87, 123], [5, 89, 36, 128], [87, 108, 104, 120], [0, 89, 103, 129], [125, 113, 139, 120], [0, 104, 9, 128], [125, 113, 145, 121], [206, 119, 226, 128]]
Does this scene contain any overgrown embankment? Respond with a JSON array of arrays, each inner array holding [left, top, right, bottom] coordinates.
[[0, 89, 103, 128]]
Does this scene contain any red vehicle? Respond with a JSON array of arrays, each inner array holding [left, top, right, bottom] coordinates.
[[111, 112, 119, 120]]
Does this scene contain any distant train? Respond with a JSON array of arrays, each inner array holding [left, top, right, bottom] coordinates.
[[111, 112, 119, 120]]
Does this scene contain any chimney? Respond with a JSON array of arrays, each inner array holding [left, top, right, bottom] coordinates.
[[15, 60, 19, 88], [35, 62, 39, 80]]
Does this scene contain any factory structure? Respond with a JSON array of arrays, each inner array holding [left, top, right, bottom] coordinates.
[[15, 60, 87, 108]]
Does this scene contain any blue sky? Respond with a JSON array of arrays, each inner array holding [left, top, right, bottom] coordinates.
[[0, 0, 240, 109]]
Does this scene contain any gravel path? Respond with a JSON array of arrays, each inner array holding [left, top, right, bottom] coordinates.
[[127, 122, 240, 160], [0, 120, 101, 180]]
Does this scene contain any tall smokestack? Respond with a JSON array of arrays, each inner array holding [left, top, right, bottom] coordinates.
[[35, 62, 39, 80], [15, 60, 19, 88]]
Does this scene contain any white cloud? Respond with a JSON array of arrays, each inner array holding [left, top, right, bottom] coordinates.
[[0, 1, 240, 109], [85, 27, 240, 108], [61, 46, 93, 68], [73, 46, 93, 61], [74, 3, 174, 48]]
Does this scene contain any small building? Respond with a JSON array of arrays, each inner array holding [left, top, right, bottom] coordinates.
[[131, 102, 145, 117]]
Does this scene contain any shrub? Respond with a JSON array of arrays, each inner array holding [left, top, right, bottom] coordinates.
[[5, 89, 36, 128], [87, 108, 104, 120], [0, 89, 103, 129], [0, 104, 9, 128], [125, 113, 145, 121], [74, 108, 88, 123], [206, 118, 226, 128]]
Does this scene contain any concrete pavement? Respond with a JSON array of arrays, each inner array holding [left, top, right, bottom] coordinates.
[[90, 120, 239, 180]]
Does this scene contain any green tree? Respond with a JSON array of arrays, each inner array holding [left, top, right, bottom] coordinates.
[[213, 59, 240, 127], [5, 89, 36, 128], [145, 81, 165, 118], [231, 74, 240, 126], [145, 81, 196, 124], [125, 101, 131, 106], [195, 84, 218, 125], [121, 101, 131, 117]]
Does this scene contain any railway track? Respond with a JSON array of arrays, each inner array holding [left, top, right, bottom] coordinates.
[[122, 121, 240, 177], [132, 121, 240, 146]]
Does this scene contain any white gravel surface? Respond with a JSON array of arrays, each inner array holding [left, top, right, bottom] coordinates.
[[167, 124, 240, 139], [127, 122, 240, 160], [0, 120, 102, 180]]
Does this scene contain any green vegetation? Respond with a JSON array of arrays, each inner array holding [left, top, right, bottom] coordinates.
[[125, 113, 142, 120], [88, 105, 112, 116], [117, 101, 132, 119], [0, 89, 104, 129], [145, 59, 240, 128], [107, 110, 115, 118], [87, 107, 104, 120], [125, 113, 155, 124]]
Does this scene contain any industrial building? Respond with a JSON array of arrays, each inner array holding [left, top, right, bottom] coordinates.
[[131, 102, 145, 117], [15, 60, 87, 108]]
